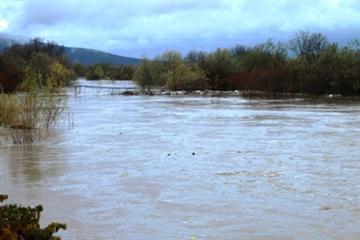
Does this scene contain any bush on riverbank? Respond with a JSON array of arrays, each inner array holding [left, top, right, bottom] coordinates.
[[0, 194, 66, 240], [134, 51, 208, 90], [133, 58, 160, 90], [164, 64, 207, 91]]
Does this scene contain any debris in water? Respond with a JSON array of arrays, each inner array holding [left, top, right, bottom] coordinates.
[[319, 206, 332, 211]]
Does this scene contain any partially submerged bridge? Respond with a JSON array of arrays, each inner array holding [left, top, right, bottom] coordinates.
[[74, 84, 138, 96]]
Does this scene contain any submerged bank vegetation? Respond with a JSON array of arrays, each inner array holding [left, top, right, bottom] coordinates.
[[134, 31, 360, 95], [0, 89, 68, 143], [0, 39, 71, 143]]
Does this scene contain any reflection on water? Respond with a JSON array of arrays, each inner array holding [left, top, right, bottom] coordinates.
[[1, 142, 68, 204], [1, 80, 360, 239], [5, 144, 66, 184]]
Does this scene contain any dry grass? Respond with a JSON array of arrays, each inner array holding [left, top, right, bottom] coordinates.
[[0, 89, 68, 143]]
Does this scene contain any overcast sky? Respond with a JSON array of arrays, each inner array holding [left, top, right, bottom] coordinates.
[[0, 0, 359, 57]]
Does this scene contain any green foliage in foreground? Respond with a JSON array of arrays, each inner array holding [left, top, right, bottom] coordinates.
[[0, 194, 66, 240]]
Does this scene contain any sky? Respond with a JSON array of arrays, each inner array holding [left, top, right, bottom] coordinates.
[[0, 0, 359, 58]]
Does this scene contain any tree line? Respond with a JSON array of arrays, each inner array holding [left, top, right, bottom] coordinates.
[[134, 31, 360, 95], [0, 38, 135, 93], [1, 32, 359, 95], [72, 63, 135, 80], [0, 38, 76, 92]]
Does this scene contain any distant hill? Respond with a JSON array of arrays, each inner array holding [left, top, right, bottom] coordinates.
[[0, 36, 140, 65], [0, 36, 18, 51], [64, 47, 140, 65]]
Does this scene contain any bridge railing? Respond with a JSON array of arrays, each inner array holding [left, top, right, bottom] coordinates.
[[74, 85, 139, 96]]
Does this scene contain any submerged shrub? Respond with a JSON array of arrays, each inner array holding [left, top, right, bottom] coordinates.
[[0, 60, 69, 144], [0, 194, 66, 240], [0, 88, 68, 143], [0, 91, 67, 130]]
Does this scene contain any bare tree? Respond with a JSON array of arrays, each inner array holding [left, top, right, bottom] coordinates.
[[289, 31, 329, 63]]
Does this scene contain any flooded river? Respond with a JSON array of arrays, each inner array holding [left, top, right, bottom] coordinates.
[[1, 80, 360, 239]]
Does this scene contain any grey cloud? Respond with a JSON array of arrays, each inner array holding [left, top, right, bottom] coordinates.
[[2, 0, 360, 57]]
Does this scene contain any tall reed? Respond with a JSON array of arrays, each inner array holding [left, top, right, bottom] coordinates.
[[0, 88, 68, 143]]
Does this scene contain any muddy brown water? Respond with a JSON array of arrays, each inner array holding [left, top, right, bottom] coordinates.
[[1, 80, 360, 239]]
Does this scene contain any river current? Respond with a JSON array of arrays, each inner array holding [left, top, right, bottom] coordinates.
[[1, 80, 360, 239]]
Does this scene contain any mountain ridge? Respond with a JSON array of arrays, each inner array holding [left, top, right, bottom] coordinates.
[[0, 36, 140, 65]]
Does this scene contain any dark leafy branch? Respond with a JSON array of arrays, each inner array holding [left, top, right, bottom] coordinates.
[[0, 194, 66, 240]]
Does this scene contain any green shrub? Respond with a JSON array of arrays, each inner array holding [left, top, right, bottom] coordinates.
[[133, 58, 159, 90], [0, 194, 66, 240], [164, 64, 208, 91]]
